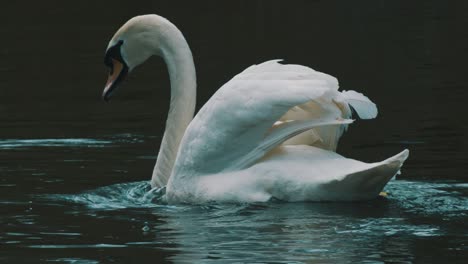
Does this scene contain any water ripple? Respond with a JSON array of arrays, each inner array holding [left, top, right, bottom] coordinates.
[[0, 134, 148, 149], [0, 138, 112, 148], [388, 181, 468, 217]]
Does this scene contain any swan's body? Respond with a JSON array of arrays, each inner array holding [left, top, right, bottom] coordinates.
[[103, 15, 409, 204]]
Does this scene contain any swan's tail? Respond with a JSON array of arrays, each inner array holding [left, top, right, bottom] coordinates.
[[322, 149, 410, 201]]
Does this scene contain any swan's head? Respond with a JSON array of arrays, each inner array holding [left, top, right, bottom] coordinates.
[[103, 15, 168, 101]]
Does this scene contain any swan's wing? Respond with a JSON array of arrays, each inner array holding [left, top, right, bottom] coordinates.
[[279, 100, 350, 151], [238, 61, 378, 151], [172, 60, 354, 178], [227, 118, 354, 170], [279, 89, 377, 150]]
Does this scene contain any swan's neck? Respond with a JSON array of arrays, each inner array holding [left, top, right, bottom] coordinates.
[[151, 25, 196, 188]]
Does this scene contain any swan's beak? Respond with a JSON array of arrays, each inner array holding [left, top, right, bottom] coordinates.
[[102, 58, 128, 102]]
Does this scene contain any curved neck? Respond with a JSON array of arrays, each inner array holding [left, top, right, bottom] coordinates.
[[151, 24, 196, 188]]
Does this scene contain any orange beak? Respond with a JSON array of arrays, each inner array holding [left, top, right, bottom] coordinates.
[[102, 58, 127, 101]]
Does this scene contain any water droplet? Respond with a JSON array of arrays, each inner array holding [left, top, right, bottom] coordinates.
[[142, 222, 150, 232]]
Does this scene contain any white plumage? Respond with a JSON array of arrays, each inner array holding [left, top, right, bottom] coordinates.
[[103, 15, 409, 204]]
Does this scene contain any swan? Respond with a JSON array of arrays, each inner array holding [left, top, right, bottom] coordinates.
[[102, 14, 409, 203]]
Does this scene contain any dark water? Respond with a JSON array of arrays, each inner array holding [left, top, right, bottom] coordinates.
[[1, 1, 468, 263]]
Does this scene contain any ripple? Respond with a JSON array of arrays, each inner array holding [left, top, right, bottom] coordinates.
[[39, 232, 81, 236], [47, 258, 99, 264], [5, 232, 29, 236], [387, 181, 468, 217], [0, 134, 150, 149], [107, 133, 146, 143], [28, 244, 127, 249], [0, 138, 112, 149], [335, 218, 441, 237]]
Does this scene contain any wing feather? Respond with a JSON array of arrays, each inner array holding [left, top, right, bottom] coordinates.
[[227, 118, 354, 170], [341, 90, 378, 119]]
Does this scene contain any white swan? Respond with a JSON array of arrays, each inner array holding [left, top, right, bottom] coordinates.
[[102, 15, 409, 203]]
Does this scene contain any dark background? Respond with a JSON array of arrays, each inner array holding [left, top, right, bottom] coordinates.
[[1, 0, 467, 181]]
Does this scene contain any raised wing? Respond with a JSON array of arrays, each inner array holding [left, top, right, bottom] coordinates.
[[171, 60, 376, 180]]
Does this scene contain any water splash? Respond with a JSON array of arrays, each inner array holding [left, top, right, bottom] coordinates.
[[46, 181, 166, 209]]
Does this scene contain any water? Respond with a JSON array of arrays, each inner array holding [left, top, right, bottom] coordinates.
[[1, 1, 468, 263], [1, 136, 467, 263]]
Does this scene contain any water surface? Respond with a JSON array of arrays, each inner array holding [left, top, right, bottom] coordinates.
[[1, 135, 467, 263]]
